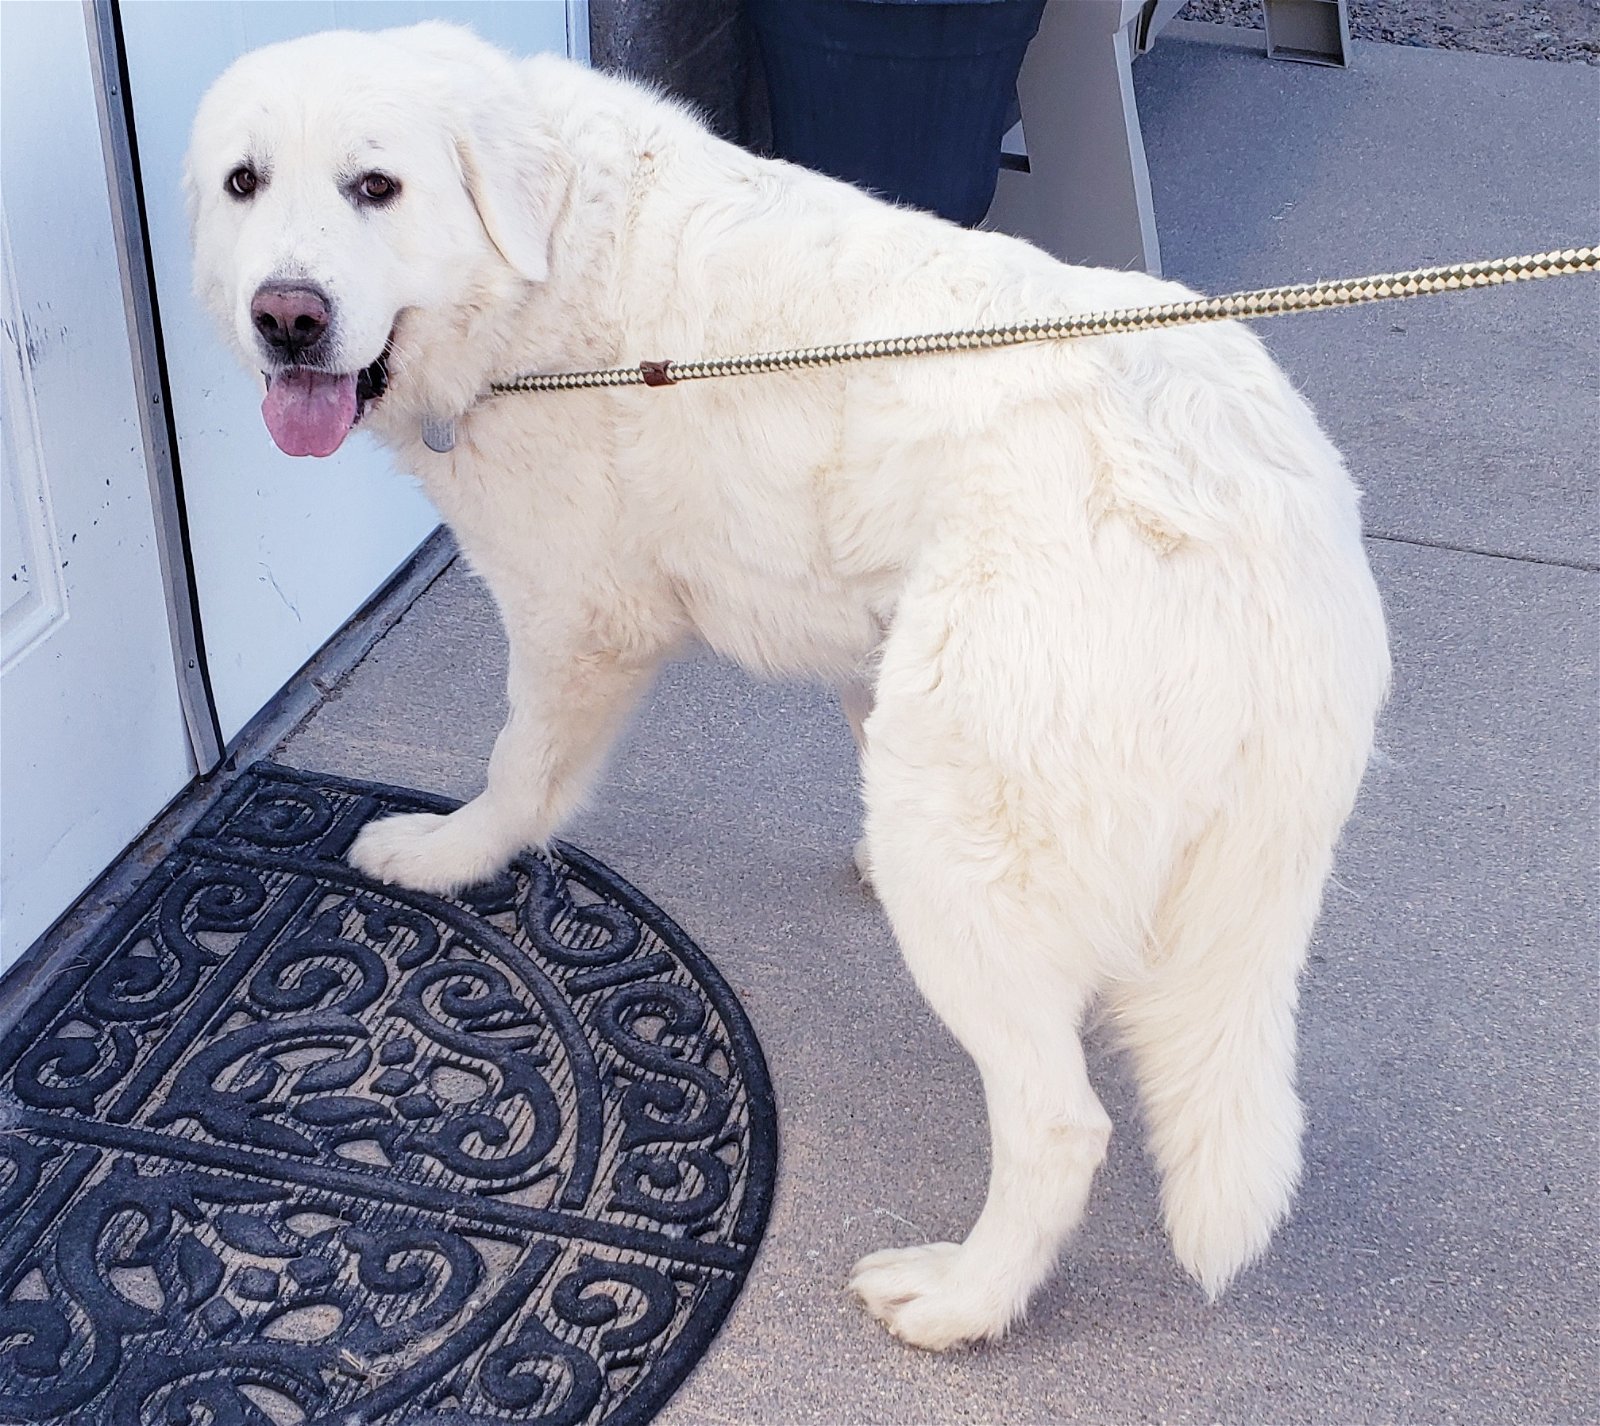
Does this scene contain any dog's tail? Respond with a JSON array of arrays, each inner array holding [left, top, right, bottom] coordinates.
[[1106, 747, 1368, 1298]]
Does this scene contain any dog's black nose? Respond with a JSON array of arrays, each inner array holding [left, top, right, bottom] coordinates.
[[251, 281, 331, 360]]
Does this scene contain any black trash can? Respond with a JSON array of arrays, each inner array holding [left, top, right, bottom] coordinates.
[[748, 0, 1045, 228]]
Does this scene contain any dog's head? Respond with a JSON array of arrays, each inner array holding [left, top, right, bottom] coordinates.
[[187, 22, 568, 456]]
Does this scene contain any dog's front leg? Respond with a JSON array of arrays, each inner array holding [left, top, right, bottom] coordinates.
[[350, 633, 660, 895]]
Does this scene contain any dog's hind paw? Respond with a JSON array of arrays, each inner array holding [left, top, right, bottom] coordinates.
[[348, 807, 518, 896], [849, 1242, 1020, 1351]]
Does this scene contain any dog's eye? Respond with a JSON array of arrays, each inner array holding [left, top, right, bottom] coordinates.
[[225, 165, 259, 199], [356, 172, 399, 204]]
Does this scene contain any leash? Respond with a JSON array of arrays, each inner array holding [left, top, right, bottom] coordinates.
[[488, 246, 1597, 395]]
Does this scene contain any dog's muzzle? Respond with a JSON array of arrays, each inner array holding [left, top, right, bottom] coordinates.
[[257, 334, 392, 459]]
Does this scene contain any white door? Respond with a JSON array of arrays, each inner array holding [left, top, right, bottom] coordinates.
[[0, 4, 194, 970], [119, 1, 581, 742]]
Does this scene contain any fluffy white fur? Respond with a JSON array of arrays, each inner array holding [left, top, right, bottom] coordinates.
[[189, 23, 1390, 1351]]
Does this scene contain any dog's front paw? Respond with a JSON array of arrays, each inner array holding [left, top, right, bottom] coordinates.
[[348, 808, 517, 896], [850, 1242, 1020, 1351]]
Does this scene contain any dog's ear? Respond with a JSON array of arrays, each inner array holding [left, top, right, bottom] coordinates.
[[382, 23, 571, 284], [454, 108, 572, 285]]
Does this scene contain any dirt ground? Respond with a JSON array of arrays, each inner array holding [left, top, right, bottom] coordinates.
[[1178, 0, 1600, 64]]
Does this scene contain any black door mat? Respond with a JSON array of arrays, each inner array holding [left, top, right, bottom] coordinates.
[[0, 762, 777, 1426]]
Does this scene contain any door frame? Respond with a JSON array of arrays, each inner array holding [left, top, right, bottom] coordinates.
[[84, 0, 223, 770]]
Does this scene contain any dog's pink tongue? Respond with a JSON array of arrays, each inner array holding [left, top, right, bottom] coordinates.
[[261, 370, 358, 457]]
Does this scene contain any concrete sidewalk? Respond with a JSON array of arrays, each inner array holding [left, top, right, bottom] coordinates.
[[276, 33, 1597, 1426]]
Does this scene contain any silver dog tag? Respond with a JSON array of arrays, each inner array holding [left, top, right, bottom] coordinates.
[[421, 416, 456, 453]]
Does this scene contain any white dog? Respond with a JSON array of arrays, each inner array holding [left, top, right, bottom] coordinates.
[[189, 23, 1389, 1351]]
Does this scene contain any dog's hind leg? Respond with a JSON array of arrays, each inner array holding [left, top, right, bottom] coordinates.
[[1106, 786, 1349, 1299], [847, 719, 1117, 1349]]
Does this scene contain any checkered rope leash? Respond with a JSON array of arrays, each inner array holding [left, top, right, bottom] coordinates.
[[489, 246, 1598, 395]]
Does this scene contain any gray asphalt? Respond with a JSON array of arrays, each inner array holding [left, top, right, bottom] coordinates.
[[278, 31, 1598, 1426]]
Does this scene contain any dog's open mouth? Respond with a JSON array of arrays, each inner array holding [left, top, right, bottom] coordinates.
[[260, 339, 391, 458]]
